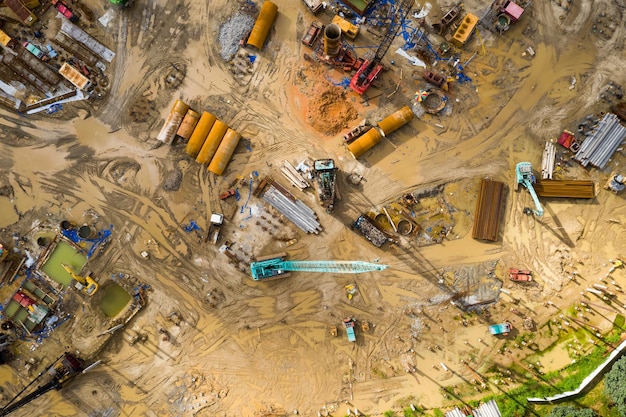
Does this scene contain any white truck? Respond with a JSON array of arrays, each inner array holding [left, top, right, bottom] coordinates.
[[208, 213, 224, 245], [302, 0, 323, 14]]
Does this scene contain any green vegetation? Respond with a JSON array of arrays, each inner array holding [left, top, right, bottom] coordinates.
[[605, 356, 626, 417], [614, 314, 625, 329], [546, 405, 597, 417], [384, 411, 396, 417], [432, 409, 444, 417]]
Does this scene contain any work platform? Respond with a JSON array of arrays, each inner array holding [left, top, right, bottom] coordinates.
[[534, 179, 595, 199]]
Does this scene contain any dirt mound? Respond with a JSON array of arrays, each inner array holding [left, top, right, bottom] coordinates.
[[306, 84, 358, 136]]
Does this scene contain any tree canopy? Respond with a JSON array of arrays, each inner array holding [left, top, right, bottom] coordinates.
[[547, 405, 597, 417], [605, 356, 626, 416]]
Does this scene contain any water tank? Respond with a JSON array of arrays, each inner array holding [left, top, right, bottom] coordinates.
[[176, 109, 201, 141], [208, 129, 242, 175], [196, 120, 229, 165], [247, 1, 278, 49], [377, 106, 414, 136], [347, 127, 382, 159], [185, 111, 216, 157], [156, 100, 189, 145]]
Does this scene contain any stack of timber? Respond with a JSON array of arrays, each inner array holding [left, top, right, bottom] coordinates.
[[260, 177, 322, 234], [534, 179, 595, 199], [472, 178, 505, 241], [280, 160, 309, 190]]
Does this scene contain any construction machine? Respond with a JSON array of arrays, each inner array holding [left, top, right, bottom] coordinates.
[[604, 173, 624, 194], [62, 264, 98, 296], [250, 252, 388, 281], [349, 0, 415, 94], [515, 162, 544, 217], [313, 159, 338, 213], [0, 352, 83, 416]]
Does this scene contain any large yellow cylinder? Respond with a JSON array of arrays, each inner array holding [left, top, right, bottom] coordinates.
[[185, 112, 216, 157], [377, 106, 414, 137], [246, 1, 278, 50], [208, 129, 242, 176], [157, 99, 189, 145], [176, 109, 201, 141], [347, 127, 382, 159], [196, 120, 229, 165], [324, 24, 341, 57]]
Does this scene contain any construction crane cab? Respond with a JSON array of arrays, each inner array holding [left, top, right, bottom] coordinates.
[[62, 264, 98, 296], [604, 173, 625, 194], [515, 162, 544, 217]]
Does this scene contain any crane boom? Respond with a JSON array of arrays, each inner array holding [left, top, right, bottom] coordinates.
[[349, 0, 415, 94], [251, 254, 388, 280]]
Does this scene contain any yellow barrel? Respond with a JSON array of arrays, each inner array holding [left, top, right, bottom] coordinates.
[[176, 109, 201, 141], [185, 111, 216, 157], [157, 99, 189, 145], [208, 129, 242, 175], [347, 127, 382, 159], [247, 1, 278, 49], [377, 106, 414, 137], [196, 120, 229, 165]]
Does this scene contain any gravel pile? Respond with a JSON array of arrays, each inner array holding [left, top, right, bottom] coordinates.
[[219, 14, 256, 61]]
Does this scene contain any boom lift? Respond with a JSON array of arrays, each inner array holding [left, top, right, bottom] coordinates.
[[515, 162, 544, 217], [250, 252, 388, 281], [349, 0, 415, 94]]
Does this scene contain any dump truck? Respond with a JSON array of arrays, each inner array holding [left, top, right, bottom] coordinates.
[[343, 317, 356, 342], [302, 21, 323, 47], [207, 213, 224, 245]]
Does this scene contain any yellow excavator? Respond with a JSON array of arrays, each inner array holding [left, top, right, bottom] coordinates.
[[61, 264, 99, 296]]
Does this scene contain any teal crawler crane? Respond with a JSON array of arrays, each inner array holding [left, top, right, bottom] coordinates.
[[515, 162, 544, 217], [250, 253, 388, 281]]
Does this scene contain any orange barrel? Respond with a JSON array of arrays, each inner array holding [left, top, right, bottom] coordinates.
[[347, 127, 382, 159], [208, 129, 242, 175], [377, 106, 414, 137], [196, 120, 229, 165], [157, 100, 189, 145], [185, 111, 216, 157], [246, 1, 278, 49], [176, 109, 201, 141]]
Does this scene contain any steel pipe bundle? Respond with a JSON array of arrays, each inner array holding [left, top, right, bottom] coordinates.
[[262, 186, 322, 234], [575, 113, 626, 169]]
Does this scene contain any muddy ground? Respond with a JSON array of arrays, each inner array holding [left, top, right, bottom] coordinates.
[[1, 0, 626, 416]]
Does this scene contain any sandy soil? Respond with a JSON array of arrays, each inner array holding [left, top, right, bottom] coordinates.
[[1, 0, 626, 416]]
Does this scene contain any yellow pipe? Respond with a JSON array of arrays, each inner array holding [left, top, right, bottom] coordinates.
[[377, 106, 414, 137], [185, 111, 216, 157], [247, 1, 278, 50], [176, 109, 201, 141], [208, 129, 242, 175], [156, 99, 189, 144], [347, 127, 382, 159], [196, 120, 229, 165]]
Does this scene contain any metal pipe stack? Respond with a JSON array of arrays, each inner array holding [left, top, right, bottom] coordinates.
[[575, 113, 626, 169], [262, 185, 322, 234]]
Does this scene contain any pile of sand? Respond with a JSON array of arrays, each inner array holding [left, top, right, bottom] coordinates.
[[306, 83, 358, 136]]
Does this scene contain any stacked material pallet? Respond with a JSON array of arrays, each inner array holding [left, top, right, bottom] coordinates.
[[575, 113, 626, 169], [535, 179, 595, 199], [260, 178, 322, 234], [472, 178, 504, 241]]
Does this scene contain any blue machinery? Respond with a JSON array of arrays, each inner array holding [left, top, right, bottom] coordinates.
[[515, 162, 544, 217], [250, 253, 388, 281]]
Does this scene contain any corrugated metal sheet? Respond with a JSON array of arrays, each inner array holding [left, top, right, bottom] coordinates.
[[58, 62, 90, 90], [473, 399, 502, 417], [60, 20, 115, 62], [575, 113, 626, 169], [445, 409, 467, 417], [4, 0, 37, 26]]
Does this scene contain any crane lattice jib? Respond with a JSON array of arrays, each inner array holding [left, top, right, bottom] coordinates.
[[280, 260, 388, 273], [373, 0, 415, 63]]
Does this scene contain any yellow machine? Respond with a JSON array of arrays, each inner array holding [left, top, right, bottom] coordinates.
[[62, 264, 99, 296]]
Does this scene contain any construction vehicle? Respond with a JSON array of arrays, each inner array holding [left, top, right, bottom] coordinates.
[[61, 264, 98, 296], [302, 21, 323, 48], [0, 352, 83, 416], [349, 0, 414, 95], [508, 268, 532, 282], [313, 159, 338, 213], [515, 162, 544, 217], [343, 317, 357, 342], [207, 213, 224, 245], [219, 189, 236, 200], [250, 252, 388, 281], [51, 0, 78, 22], [604, 173, 624, 194], [23, 42, 48, 61], [488, 322, 512, 336]]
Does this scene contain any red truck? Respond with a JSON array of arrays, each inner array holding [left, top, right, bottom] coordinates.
[[509, 268, 532, 282], [302, 21, 323, 48], [51, 0, 79, 22]]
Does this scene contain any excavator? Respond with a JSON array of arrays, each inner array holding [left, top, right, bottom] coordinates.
[[0, 352, 83, 416], [515, 162, 544, 217], [250, 253, 388, 281], [62, 264, 99, 296]]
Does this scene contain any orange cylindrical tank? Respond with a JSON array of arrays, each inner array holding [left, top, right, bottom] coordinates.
[[377, 106, 414, 137], [323, 24, 341, 57], [185, 111, 216, 157], [208, 129, 242, 175], [347, 127, 382, 159], [246, 1, 278, 50], [176, 109, 201, 141], [157, 99, 189, 145], [196, 120, 229, 165]]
